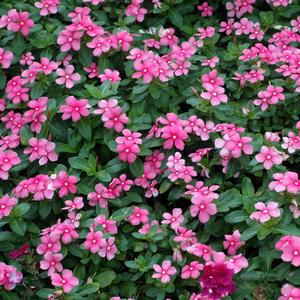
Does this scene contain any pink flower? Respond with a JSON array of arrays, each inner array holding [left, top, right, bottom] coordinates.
[[282, 132, 300, 154], [161, 125, 188, 150], [201, 56, 219, 68], [128, 207, 149, 225], [0, 195, 17, 219], [87, 36, 110, 56], [220, 19, 235, 35], [181, 261, 203, 279], [0, 262, 23, 290], [290, 200, 300, 219], [0, 48, 13, 69], [60, 96, 90, 121], [132, 59, 158, 83], [51, 269, 79, 293], [99, 69, 121, 83], [83, 231, 106, 253], [197, 2, 213, 17], [94, 215, 118, 234], [56, 65, 81, 88], [36, 235, 61, 255], [57, 30, 83, 52], [53, 171, 78, 198], [190, 197, 217, 223], [255, 146, 284, 170], [201, 84, 228, 106], [40, 252, 63, 275], [280, 236, 300, 267], [24, 137, 58, 165], [35, 0, 60, 16], [84, 63, 99, 78], [98, 237, 117, 260], [215, 132, 253, 158], [0, 150, 21, 180], [250, 201, 281, 223], [162, 208, 184, 230], [19, 52, 34, 66], [226, 254, 248, 274], [234, 18, 253, 35], [63, 197, 84, 211], [223, 230, 245, 255], [279, 284, 300, 300], [152, 260, 176, 284]]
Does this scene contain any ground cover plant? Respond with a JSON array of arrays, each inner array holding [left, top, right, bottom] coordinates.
[[0, 0, 300, 299]]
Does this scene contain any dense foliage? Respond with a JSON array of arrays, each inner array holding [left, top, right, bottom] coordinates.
[[0, 0, 300, 299]]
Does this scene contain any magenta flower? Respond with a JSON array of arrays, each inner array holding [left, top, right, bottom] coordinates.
[[56, 65, 81, 88], [60, 96, 90, 122], [250, 201, 281, 223], [152, 260, 176, 284], [51, 269, 79, 293]]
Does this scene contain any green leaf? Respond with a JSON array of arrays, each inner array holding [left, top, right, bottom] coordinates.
[[241, 226, 258, 241], [129, 158, 144, 177], [14, 203, 30, 216], [78, 283, 99, 296], [0, 231, 14, 242], [168, 8, 183, 27], [99, 80, 111, 98], [111, 207, 133, 221], [224, 210, 248, 223], [39, 201, 52, 219], [78, 118, 92, 140], [273, 224, 300, 236], [85, 84, 102, 98], [149, 83, 160, 99], [20, 125, 33, 145], [69, 157, 92, 173], [287, 269, 300, 285], [94, 271, 116, 288], [9, 218, 26, 236], [30, 82, 45, 99], [241, 177, 255, 196], [29, 31, 55, 48], [78, 44, 93, 67], [0, 69, 6, 89], [217, 189, 242, 212], [36, 289, 55, 299], [2, 291, 19, 300], [96, 170, 111, 182]]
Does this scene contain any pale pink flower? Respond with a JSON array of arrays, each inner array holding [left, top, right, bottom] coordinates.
[[99, 69, 121, 83]]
